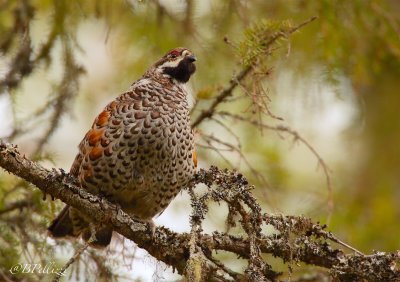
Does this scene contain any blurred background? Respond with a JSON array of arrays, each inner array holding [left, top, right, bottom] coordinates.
[[0, 0, 399, 280]]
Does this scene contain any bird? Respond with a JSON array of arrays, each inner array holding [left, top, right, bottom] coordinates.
[[48, 47, 198, 247]]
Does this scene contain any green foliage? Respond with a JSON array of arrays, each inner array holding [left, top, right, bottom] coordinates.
[[0, 221, 21, 270], [237, 19, 293, 66]]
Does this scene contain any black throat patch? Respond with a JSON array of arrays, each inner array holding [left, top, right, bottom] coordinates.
[[163, 58, 196, 83]]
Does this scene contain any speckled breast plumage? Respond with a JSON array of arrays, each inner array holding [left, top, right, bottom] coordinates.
[[73, 78, 196, 220], [48, 47, 197, 247]]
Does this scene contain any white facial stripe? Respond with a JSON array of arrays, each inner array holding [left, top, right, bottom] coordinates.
[[182, 50, 190, 56], [160, 60, 180, 69]]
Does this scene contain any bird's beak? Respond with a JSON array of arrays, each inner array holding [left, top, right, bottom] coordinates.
[[187, 55, 197, 62]]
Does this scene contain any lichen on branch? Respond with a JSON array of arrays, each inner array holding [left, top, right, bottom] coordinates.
[[0, 139, 399, 281]]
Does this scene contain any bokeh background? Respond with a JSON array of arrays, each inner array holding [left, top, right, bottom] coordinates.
[[0, 0, 399, 280]]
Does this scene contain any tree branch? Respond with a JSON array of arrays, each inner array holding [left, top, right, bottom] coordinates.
[[0, 199, 30, 215], [191, 16, 318, 128], [0, 139, 399, 281], [0, 139, 190, 274]]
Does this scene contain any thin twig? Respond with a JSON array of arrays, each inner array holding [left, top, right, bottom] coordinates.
[[52, 227, 96, 282], [34, 42, 83, 154], [218, 111, 334, 216], [192, 66, 252, 128], [191, 16, 317, 128], [200, 133, 267, 184], [0, 200, 30, 215]]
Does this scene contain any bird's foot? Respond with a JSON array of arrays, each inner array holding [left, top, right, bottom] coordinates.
[[146, 219, 156, 237]]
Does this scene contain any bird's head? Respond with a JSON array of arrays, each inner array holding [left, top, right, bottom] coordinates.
[[152, 47, 197, 83]]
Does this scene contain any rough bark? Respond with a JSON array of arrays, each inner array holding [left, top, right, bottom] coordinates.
[[0, 139, 399, 281]]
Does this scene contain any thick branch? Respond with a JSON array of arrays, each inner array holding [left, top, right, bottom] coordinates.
[[0, 139, 189, 273], [0, 140, 399, 281]]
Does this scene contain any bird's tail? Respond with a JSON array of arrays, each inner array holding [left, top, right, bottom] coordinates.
[[48, 206, 74, 238], [48, 206, 112, 248]]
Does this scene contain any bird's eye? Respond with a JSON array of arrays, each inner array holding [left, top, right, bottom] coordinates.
[[169, 50, 180, 58]]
